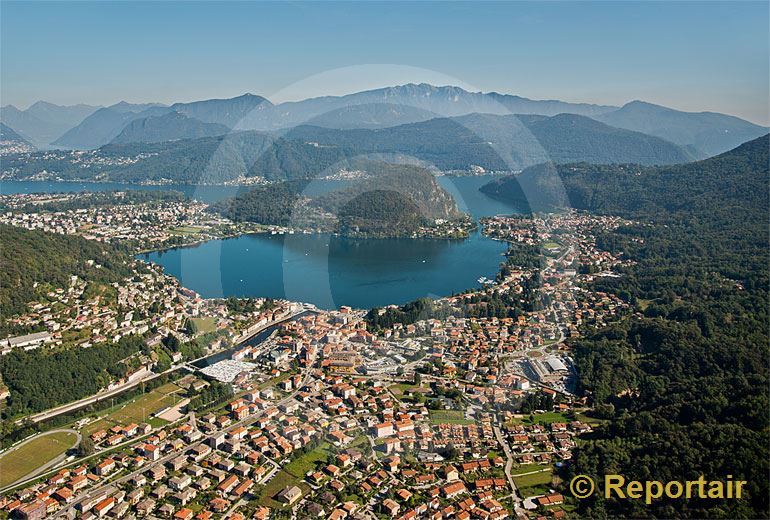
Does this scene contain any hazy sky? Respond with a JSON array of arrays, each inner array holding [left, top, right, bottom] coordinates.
[[2, 1, 768, 124]]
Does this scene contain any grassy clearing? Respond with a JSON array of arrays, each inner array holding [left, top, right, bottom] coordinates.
[[191, 317, 217, 334], [508, 411, 570, 426], [284, 443, 332, 478], [350, 435, 369, 449], [429, 409, 473, 425], [511, 463, 551, 476], [389, 383, 426, 396], [168, 226, 205, 235], [0, 431, 79, 487], [81, 383, 181, 435], [638, 299, 654, 311], [82, 418, 114, 437], [574, 411, 607, 427], [255, 469, 309, 509], [109, 383, 181, 424], [513, 467, 553, 496]]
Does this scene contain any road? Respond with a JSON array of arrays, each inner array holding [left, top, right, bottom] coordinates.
[[493, 425, 527, 518], [21, 372, 163, 425], [20, 311, 306, 426]]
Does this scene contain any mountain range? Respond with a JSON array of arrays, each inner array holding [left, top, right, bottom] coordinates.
[[1, 110, 695, 184], [0, 102, 100, 147], [594, 100, 768, 158], [285, 112, 692, 169], [2, 84, 767, 180], [51, 95, 270, 149]]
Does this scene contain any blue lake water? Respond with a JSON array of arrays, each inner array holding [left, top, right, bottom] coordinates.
[[2, 176, 520, 309]]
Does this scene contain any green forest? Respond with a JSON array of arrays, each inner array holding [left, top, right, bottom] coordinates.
[[0, 225, 136, 328], [210, 161, 464, 237], [1, 335, 146, 417], [504, 136, 770, 518]]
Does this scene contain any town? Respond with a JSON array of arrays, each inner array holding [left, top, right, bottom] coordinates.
[[0, 207, 631, 519], [0, 192, 266, 251], [0, 303, 598, 520]]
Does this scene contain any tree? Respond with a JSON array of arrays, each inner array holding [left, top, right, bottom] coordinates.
[[184, 318, 198, 335], [162, 334, 181, 352], [77, 436, 95, 457]]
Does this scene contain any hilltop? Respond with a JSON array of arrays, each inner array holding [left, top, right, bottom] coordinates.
[[210, 161, 467, 237]]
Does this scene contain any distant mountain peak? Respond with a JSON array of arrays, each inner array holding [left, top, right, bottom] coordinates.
[[28, 100, 57, 109], [110, 111, 229, 144]]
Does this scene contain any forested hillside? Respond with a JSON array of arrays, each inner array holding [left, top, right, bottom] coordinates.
[[110, 111, 229, 144], [209, 180, 309, 226], [314, 162, 461, 221], [1, 335, 145, 417], [3, 111, 693, 184], [286, 112, 691, 170], [485, 136, 769, 518], [0, 225, 135, 326], [210, 162, 464, 236]]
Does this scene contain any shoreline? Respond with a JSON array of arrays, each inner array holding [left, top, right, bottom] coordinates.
[[1, 170, 516, 187]]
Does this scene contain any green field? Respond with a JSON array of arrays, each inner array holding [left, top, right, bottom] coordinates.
[[82, 383, 181, 435], [511, 463, 551, 476], [111, 383, 181, 423], [191, 317, 217, 333], [429, 409, 473, 425], [508, 411, 571, 426], [513, 467, 553, 497], [389, 383, 426, 396], [255, 469, 309, 509], [574, 411, 607, 427], [284, 443, 332, 478], [0, 431, 79, 487]]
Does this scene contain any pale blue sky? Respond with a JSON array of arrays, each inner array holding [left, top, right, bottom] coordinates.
[[2, 1, 768, 124]]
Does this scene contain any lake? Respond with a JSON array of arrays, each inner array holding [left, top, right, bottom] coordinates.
[[2, 176, 520, 309]]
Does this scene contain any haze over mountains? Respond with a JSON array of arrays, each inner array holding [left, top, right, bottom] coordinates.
[[1, 83, 767, 183], [286, 112, 693, 169], [0, 102, 100, 147], [110, 112, 231, 144], [0, 123, 36, 155], [594, 100, 768, 158]]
